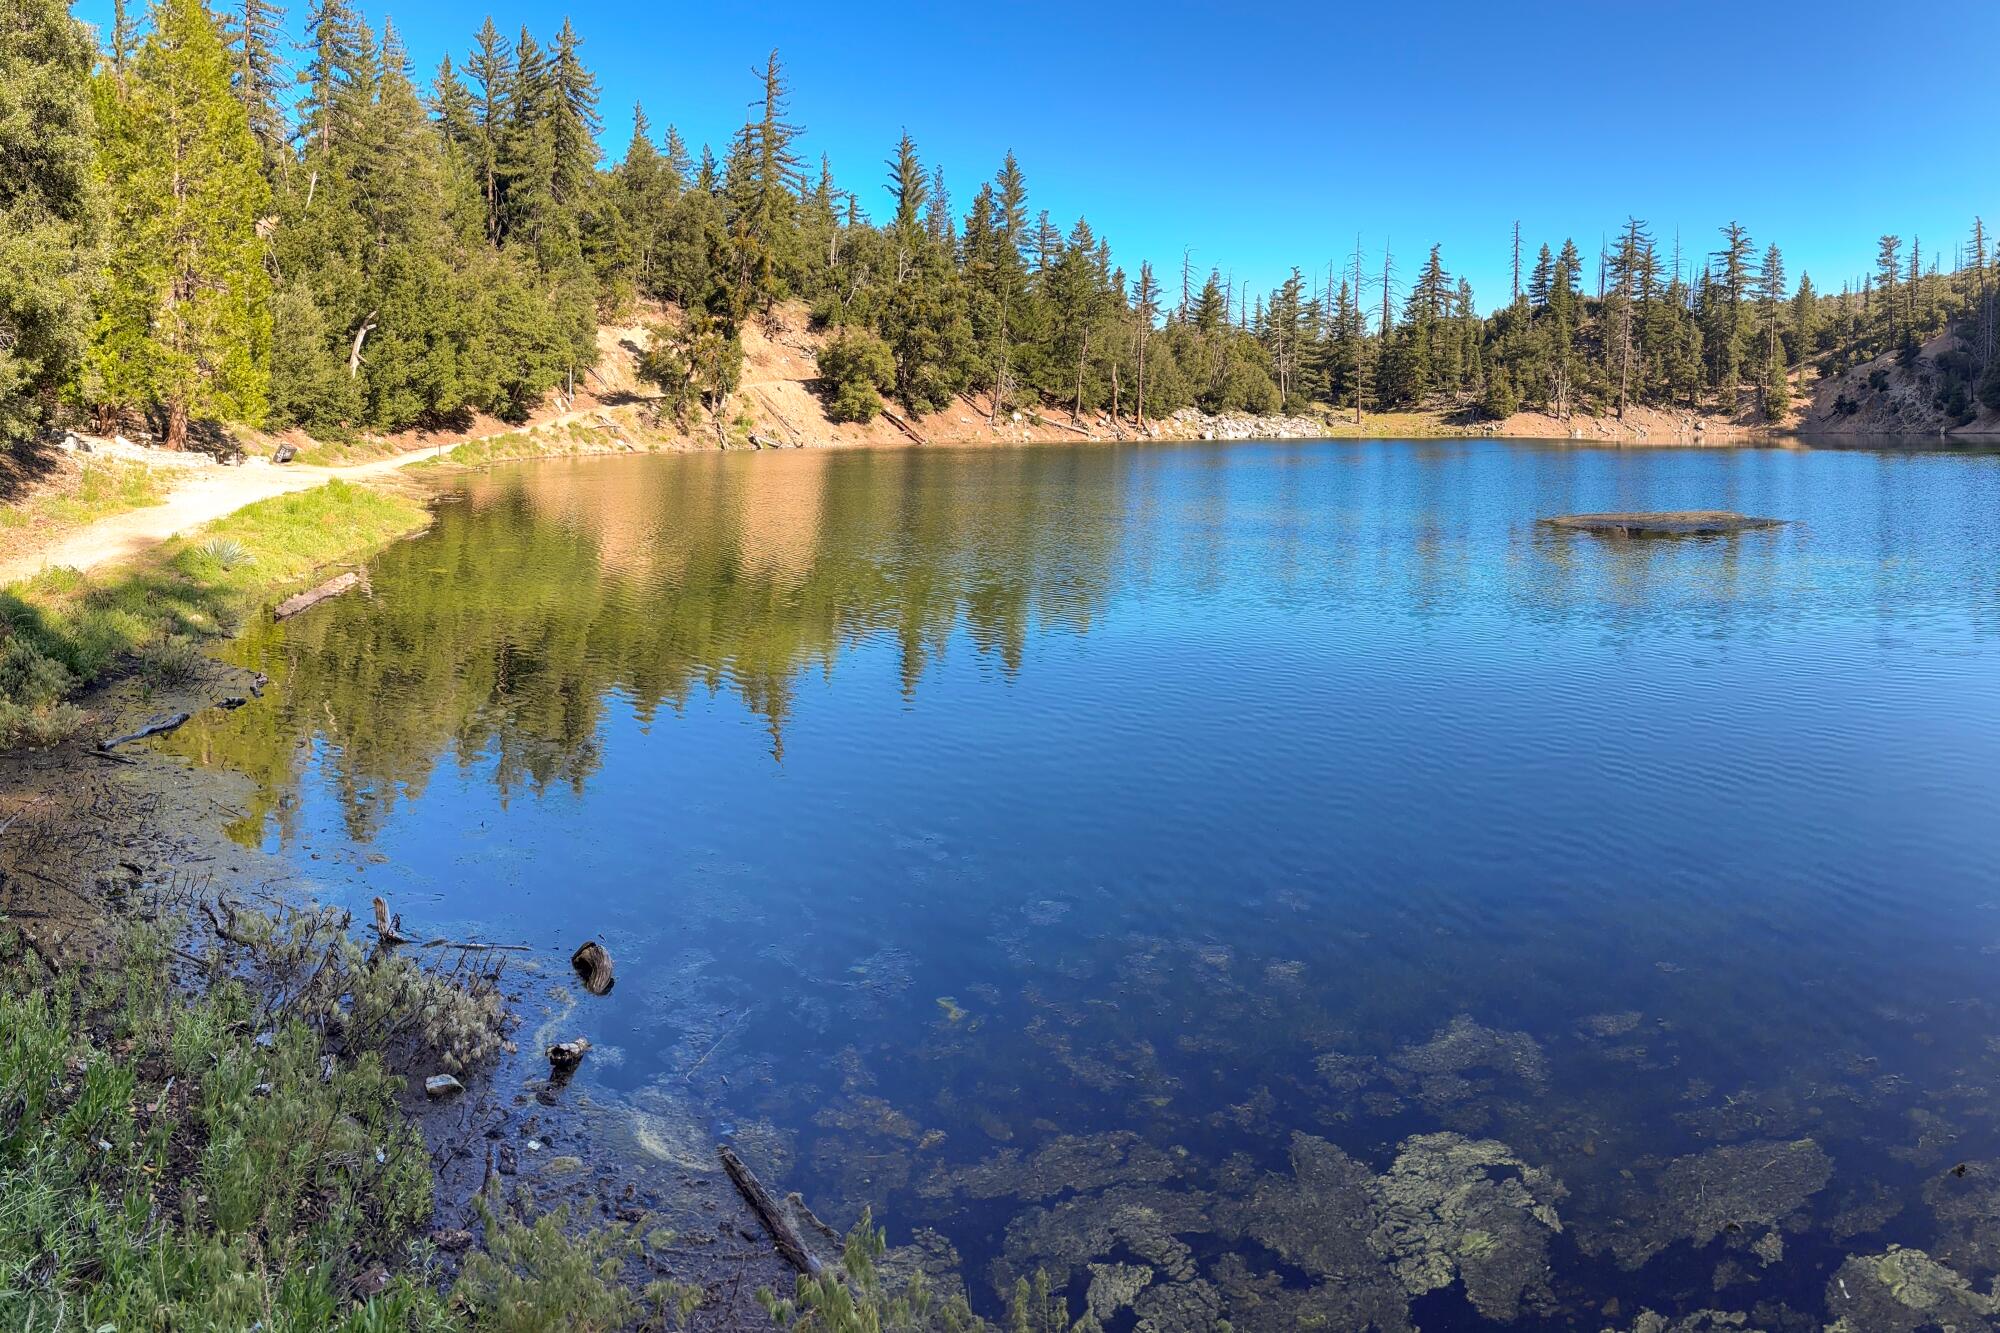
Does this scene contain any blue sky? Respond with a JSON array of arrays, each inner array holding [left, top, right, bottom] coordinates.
[[74, 0, 1999, 314]]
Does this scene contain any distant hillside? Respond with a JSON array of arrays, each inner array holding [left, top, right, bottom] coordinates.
[[1802, 331, 2000, 438]]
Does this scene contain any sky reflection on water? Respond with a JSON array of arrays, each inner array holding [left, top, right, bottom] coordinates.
[[172, 439, 2000, 1329]]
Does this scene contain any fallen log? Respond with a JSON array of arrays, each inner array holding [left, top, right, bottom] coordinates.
[[720, 1145, 822, 1276], [1543, 510, 1784, 537], [879, 407, 928, 446], [99, 712, 191, 751], [274, 571, 360, 620], [1028, 411, 1093, 438]]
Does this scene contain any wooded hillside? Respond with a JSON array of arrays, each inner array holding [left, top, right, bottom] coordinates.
[[3, 0, 1996, 453]]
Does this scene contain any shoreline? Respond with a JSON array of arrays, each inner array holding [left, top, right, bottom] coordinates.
[[0, 510, 831, 1326], [7, 414, 1991, 605]]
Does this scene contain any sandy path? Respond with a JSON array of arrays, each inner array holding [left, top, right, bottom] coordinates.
[[0, 447, 436, 586]]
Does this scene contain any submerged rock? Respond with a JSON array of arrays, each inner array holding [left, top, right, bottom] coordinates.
[[1131, 1278, 1224, 1332], [1000, 1183, 1211, 1294], [1920, 1157, 2000, 1274], [1603, 1311, 1763, 1332], [548, 1037, 591, 1072]]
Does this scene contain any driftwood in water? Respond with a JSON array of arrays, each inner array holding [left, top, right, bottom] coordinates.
[[1544, 511, 1784, 537], [720, 1145, 823, 1276], [274, 571, 361, 619], [373, 896, 415, 946], [99, 712, 191, 751], [571, 940, 614, 995]]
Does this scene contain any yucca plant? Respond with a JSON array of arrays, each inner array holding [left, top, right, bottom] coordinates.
[[197, 536, 253, 570]]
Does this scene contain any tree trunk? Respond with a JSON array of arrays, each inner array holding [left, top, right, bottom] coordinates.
[[348, 311, 379, 379], [990, 304, 1008, 428], [1136, 332, 1147, 432], [1075, 330, 1087, 423], [164, 398, 188, 451]]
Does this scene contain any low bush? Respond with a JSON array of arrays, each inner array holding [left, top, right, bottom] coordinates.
[[816, 329, 897, 424]]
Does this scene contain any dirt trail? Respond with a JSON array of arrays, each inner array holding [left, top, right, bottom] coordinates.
[[0, 446, 436, 586]]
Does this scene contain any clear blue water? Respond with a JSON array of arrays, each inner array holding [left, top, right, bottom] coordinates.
[[177, 439, 2000, 1328]]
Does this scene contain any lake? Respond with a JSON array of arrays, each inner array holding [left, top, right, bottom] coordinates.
[[170, 438, 2000, 1330]]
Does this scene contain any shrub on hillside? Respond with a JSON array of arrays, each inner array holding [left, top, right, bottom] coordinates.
[[815, 328, 896, 424], [1479, 373, 1522, 420]]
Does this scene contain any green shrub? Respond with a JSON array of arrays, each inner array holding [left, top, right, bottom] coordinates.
[[455, 1198, 644, 1333], [140, 633, 204, 686], [0, 634, 77, 708], [0, 698, 86, 746], [816, 328, 897, 424]]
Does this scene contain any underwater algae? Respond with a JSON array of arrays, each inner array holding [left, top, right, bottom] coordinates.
[[1583, 1139, 1832, 1271], [1823, 1245, 2000, 1332]]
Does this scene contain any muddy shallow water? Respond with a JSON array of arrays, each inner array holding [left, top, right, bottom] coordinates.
[[161, 439, 2000, 1329]]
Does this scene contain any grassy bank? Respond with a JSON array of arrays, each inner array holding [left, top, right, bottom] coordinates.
[[0, 903, 1069, 1332], [0, 458, 173, 539], [0, 906, 708, 1332], [0, 480, 430, 745]]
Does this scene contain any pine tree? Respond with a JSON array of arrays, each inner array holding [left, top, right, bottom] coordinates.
[[225, 0, 288, 165], [661, 123, 690, 189], [548, 17, 600, 206], [462, 18, 511, 242], [0, 0, 100, 445], [1754, 243, 1788, 418], [722, 49, 805, 313], [109, 0, 142, 80], [923, 164, 952, 246], [1132, 260, 1159, 428], [1528, 243, 1554, 310], [886, 131, 926, 235], [1874, 234, 1902, 350], [1789, 273, 1819, 367], [614, 104, 670, 295], [964, 155, 1031, 424], [90, 0, 271, 447], [298, 0, 371, 153]]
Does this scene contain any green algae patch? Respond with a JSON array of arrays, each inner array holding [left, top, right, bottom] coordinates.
[[1371, 1132, 1566, 1323], [1823, 1245, 2000, 1332], [919, 1130, 1182, 1202], [1084, 1261, 1153, 1322], [1583, 1137, 1832, 1270], [1607, 1310, 1763, 1332]]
